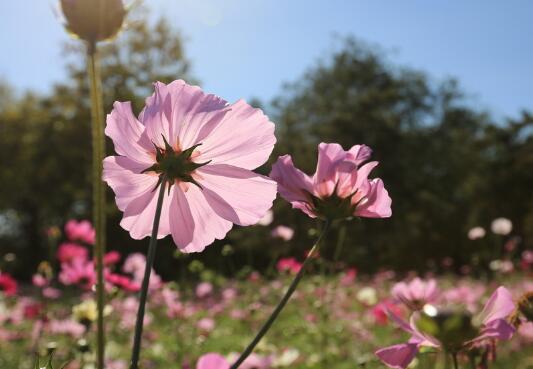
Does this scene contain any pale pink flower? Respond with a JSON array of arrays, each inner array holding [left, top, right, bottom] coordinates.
[[123, 253, 161, 290], [467, 226, 485, 240], [103, 80, 277, 252], [32, 274, 48, 288], [340, 268, 357, 286], [196, 353, 229, 369], [197, 317, 215, 333], [196, 282, 214, 298], [257, 209, 274, 226], [65, 219, 95, 244], [270, 225, 294, 241], [48, 319, 85, 338], [270, 142, 391, 220], [491, 217, 513, 235], [391, 278, 439, 310], [376, 287, 515, 369], [43, 287, 62, 299]]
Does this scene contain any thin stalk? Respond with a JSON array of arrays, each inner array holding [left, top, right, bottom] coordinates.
[[130, 179, 167, 369], [451, 352, 459, 369], [332, 223, 346, 264], [87, 40, 106, 369], [229, 221, 331, 369]]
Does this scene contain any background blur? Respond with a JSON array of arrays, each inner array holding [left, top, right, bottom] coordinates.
[[1, 1, 532, 280]]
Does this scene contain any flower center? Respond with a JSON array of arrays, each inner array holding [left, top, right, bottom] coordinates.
[[142, 136, 210, 189]]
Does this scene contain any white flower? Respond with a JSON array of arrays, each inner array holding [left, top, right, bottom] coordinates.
[[491, 218, 513, 235], [356, 287, 378, 305], [467, 226, 486, 240]]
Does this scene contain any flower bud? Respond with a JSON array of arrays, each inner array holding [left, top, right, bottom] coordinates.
[[416, 305, 479, 352], [60, 0, 126, 43]]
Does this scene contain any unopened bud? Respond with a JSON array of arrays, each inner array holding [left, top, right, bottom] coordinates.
[[60, 0, 126, 43]]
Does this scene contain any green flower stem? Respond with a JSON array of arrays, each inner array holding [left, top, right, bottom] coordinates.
[[229, 220, 331, 369], [452, 352, 459, 369], [87, 40, 106, 369], [130, 179, 167, 369]]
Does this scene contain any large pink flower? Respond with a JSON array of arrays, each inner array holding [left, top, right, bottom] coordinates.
[[270, 143, 391, 220], [103, 80, 277, 252]]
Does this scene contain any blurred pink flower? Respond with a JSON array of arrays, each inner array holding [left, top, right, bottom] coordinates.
[[104, 250, 122, 265], [196, 282, 214, 298], [65, 219, 95, 245], [270, 225, 294, 241], [32, 274, 49, 288], [196, 353, 229, 369], [197, 317, 215, 333], [277, 257, 302, 274], [371, 300, 403, 326], [391, 278, 439, 310], [340, 268, 357, 286], [467, 226, 485, 240], [59, 258, 96, 290], [257, 209, 274, 226], [0, 273, 18, 296], [123, 253, 162, 291], [444, 284, 486, 312], [56, 242, 88, 263], [270, 142, 391, 220], [43, 287, 62, 299], [102, 80, 277, 252], [375, 287, 515, 369], [48, 319, 85, 338]]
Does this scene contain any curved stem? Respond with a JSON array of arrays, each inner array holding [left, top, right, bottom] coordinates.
[[130, 179, 167, 369], [87, 41, 106, 369], [229, 220, 331, 369]]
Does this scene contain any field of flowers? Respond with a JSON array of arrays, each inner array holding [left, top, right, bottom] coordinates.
[[0, 220, 532, 369]]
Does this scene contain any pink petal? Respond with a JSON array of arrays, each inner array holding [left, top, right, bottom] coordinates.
[[312, 142, 346, 198], [170, 185, 233, 253], [197, 353, 230, 369], [347, 144, 372, 165], [270, 155, 315, 217], [103, 156, 159, 212], [474, 319, 515, 342], [197, 164, 277, 226], [197, 99, 276, 170], [105, 101, 153, 165], [119, 181, 174, 240], [355, 178, 392, 218], [375, 343, 419, 369], [478, 287, 515, 324]]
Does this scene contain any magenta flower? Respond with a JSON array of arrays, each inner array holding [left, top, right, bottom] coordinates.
[[270, 142, 391, 220], [196, 353, 230, 369], [65, 219, 95, 245], [0, 273, 18, 296], [58, 258, 96, 290], [56, 242, 89, 263], [103, 80, 277, 252], [391, 278, 440, 310], [375, 287, 516, 369], [276, 257, 302, 274]]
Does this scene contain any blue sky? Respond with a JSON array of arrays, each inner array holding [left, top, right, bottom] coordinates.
[[1, 0, 532, 119]]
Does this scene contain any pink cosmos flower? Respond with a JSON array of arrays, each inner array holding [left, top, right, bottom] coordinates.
[[375, 287, 515, 369], [277, 257, 302, 274], [340, 268, 357, 286], [56, 242, 89, 263], [196, 353, 230, 369], [270, 225, 294, 241], [59, 258, 96, 290], [103, 80, 277, 252], [196, 282, 214, 298], [48, 319, 86, 338], [391, 278, 439, 310], [123, 253, 162, 290], [270, 142, 391, 220], [197, 317, 216, 333], [0, 273, 18, 296], [65, 219, 95, 244], [104, 250, 122, 265]]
